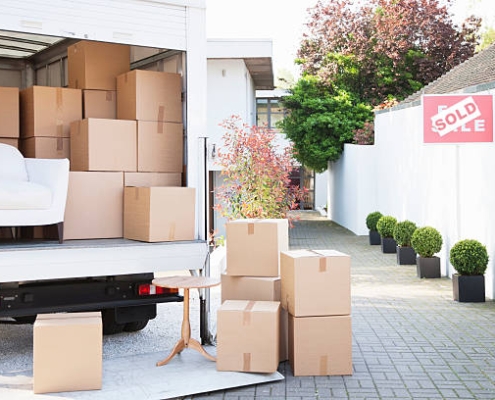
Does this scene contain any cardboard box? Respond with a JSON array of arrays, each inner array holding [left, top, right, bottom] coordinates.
[[0, 138, 18, 148], [64, 172, 124, 239], [0, 86, 19, 138], [220, 275, 287, 361], [281, 249, 351, 317], [226, 219, 288, 277], [83, 89, 117, 119], [20, 86, 82, 138], [289, 314, 352, 376], [217, 300, 280, 373], [124, 186, 195, 242], [124, 172, 181, 187], [117, 70, 182, 123], [33, 312, 102, 394], [137, 121, 183, 172], [70, 118, 137, 172], [21, 137, 70, 159], [68, 41, 130, 90]]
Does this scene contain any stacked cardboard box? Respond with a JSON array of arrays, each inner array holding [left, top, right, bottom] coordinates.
[[19, 86, 81, 159], [218, 219, 289, 366], [280, 249, 352, 376], [0, 86, 19, 148]]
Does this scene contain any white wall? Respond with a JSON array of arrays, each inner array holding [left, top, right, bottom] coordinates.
[[328, 90, 495, 299]]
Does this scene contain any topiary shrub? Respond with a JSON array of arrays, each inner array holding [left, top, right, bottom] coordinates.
[[449, 239, 489, 276], [366, 211, 383, 231], [376, 216, 397, 238], [411, 226, 442, 258], [393, 220, 417, 247]]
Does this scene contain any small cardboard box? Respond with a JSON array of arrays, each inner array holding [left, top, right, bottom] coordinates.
[[124, 172, 182, 187], [117, 70, 182, 123], [137, 121, 183, 172], [280, 249, 351, 317], [217, 300, 280, 373], [70, 118, 137, 172], [21, 137, 70, 159], [33, 312, 102, 394], [64, 171, 124, 239], [83, 89, 117, 119], [20, 86, 82, 138], [0, 86, 19, 138], [226, 219, 288, 277], [124, 186, 195, 242], [289, 314, 352, 376], [220, 275, 287, 361], [68, 41, 130, 90]]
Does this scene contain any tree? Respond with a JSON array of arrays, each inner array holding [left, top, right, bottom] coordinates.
[[297, 0, 481, 104], [278, 75, 374, 172], [214, 116, 306, 222]]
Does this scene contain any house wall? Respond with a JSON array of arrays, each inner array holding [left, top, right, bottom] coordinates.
[[328, 89, 495, 299]]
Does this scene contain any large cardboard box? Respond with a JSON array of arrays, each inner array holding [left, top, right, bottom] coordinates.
[[70, 118, 137, 172], [64, 172, 124, 240], [280, 249, 351, 317], [83, 89, 117, 119], [20, 86, 82, 138], [0, 86, 19, 138], [226, 219, 288, 277], [124, 172, 181, 187], [21, 137, 70, 159], [124, 186, 195, 242], [217, 300, 280, 373], [68, 41, 130, 90], [137, 121, 183, 172], [288, 314, 352, 376], [0, 138, 19, 149], [117, 70, 182, 123], [33, 312, 102, 394]]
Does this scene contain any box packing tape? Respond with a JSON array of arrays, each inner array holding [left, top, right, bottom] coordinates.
[[56, 137, 64, 151], [247, 223, 255, 235], [157, 103, 165, 122], [106, 91, 114, 101], [242, 300, 255, 325], [243, 352, 251, 371], [168, 223, 176, 241], [319, 355, 328, 375], [157, 119, 164, 135], [309, 250, 328, 272]]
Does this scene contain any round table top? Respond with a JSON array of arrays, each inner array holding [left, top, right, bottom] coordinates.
[[152, 275, 220, 289]]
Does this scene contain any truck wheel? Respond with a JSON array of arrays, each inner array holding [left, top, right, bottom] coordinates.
[[101, 309, 125, 335], [123, 319, 149, 332]]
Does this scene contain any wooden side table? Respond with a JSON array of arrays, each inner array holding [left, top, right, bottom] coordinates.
[[152, 275, 220, 366]]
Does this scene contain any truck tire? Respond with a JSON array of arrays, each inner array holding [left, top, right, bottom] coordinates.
[[101, 309, 125, 335], [123, 319, 149, 332]]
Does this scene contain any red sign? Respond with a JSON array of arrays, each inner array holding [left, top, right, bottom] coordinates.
[[423, 94, 493, 143]]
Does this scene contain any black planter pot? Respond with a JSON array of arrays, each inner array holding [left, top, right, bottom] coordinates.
[[369, 230, 381, 245], [416, 256, 441, 278], [453, 274, 485, 302], [396, 246, 416, 265], [381, 237, 397, 254]]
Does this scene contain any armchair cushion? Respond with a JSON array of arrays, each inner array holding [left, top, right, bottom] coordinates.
[[0, 144, 29, 181], [0, 180, 52, 210]]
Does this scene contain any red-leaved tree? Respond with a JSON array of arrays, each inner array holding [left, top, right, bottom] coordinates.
[[214, 116, 307, 224]]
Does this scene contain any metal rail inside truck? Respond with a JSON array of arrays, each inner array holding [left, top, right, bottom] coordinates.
[[0, 1, 213, 339]]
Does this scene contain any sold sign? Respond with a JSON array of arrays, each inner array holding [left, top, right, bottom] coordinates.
[[423, 95, 493, 143]]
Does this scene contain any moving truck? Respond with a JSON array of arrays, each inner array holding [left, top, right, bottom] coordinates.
[[0, 1, 212, 336]]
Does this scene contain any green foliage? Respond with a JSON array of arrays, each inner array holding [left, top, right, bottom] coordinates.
[[411, 227, 443, 258], [393, 220, 417, 247], [449, 239, 489, 276], [214, 116, 307, 223], [278, 75, 373, 172], [366, 211, 382, 231], [376, 216, 397, 238]]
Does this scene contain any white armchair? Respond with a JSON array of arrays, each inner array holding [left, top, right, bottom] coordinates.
[[0, 143, 70, 243]]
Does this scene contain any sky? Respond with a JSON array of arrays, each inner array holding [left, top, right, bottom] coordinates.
[[206, 0, 495, 80]]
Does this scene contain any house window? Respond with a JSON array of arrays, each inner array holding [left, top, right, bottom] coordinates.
[[256, 98, 285, 129]]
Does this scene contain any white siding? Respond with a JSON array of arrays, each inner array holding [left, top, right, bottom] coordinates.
[[0, 0, 188, 50]]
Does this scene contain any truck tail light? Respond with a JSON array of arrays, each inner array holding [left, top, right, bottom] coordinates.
[[137, 284, 178, 296]]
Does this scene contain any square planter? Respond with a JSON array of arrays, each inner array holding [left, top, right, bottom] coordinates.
[[453, 274, 485, 303], [396, 246, 416, 265], [381, 237, 397, 254], [416, 256, 440, 278], [369, 230, 381, 245]]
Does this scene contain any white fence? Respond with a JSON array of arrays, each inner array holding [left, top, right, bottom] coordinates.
[[328, 89, 495, 299]]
